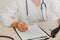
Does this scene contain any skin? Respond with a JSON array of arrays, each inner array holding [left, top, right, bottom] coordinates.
[[10, 22, 19, 28], [17, 22, 28, 32], [31, 0, 40, 7], [10, 0, 40, 32], [58, 19, 60, 26], [10, 22, 28, 32], [51, 19, 60, 38]]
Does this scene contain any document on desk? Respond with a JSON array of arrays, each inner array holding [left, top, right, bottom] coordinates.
[[16, 24, 49, 40]]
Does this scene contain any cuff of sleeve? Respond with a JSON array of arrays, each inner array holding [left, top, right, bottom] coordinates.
[[2, 17, 16, 27]]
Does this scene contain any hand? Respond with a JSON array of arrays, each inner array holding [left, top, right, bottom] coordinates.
[[10, 22, 19, 28], [10, 22, 28, 32], [17, 22, 28, 32], [58, 19, 60, 26]]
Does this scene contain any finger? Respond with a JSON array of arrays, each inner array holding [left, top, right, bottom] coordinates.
[[23, 22, 26, 25], [18, 22, 23, 27], [22, 22, 28, 27], [18, 23, 25, 29], [18, 24, 27, 30], [18, 22, 28, 29], [17, 25, 27, 32]]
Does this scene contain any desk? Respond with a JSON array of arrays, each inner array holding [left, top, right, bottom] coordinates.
[[0, 27, 21, 40], [39, 21, 58, 36], [0, 21, 58, 40]]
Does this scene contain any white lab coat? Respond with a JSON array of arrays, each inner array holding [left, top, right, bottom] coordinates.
[[0, 0, 60, 27]]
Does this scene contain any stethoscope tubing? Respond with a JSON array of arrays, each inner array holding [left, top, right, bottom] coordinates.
[[41, 0, 47, 21], [41, 0, 47, 10], [26, 0, 29, 16], [0, 36, 14, 40], [26, 0, 47, 21]]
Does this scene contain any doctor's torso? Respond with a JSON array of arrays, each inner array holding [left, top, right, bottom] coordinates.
[[17, 0, 44, 23], [14, 0, 60, 23], [17, 0, 58, 22], [1, 0, 60, 26]]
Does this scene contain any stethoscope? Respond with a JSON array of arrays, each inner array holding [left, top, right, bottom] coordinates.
[[0, 36, 14, 40], [0, 28, 22, 40], [26, 0, 47, 22], [41, 0, 47, 21], [0, 28, 23, 40]]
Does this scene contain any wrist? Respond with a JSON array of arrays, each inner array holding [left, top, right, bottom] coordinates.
[[58, 19, 60, 26], [10, 21, 19, 28]]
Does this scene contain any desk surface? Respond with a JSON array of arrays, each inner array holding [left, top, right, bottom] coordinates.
[[39, 21, 58, 36], [0, 21, 58, 40], [0, 27, 21, 40]]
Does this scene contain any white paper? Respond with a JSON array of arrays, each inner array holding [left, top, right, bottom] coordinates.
[[16, 24, 49, 40]]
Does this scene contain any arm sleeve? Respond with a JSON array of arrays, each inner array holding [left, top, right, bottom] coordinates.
[[0, 0, 18, 27]]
